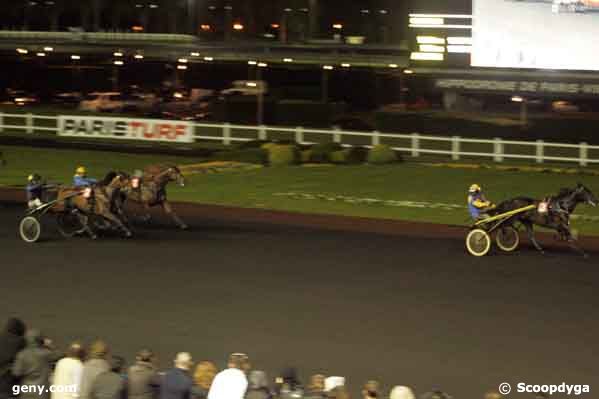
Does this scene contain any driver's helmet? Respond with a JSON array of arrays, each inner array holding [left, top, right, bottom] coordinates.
[[132, 169, 143, 178], [75, 166, 87, 176], [469, 184, 481, 193], [131, 169, 143, 188], [28, 174, 41, 184]]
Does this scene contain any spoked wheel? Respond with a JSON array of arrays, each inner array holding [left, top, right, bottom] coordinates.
[[496, 226, 520, 252], [56, 211, 85, 238], [19, 216, 42, 243], [466, 228, 491, 257]]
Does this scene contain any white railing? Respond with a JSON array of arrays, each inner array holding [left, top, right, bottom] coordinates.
[[1, 112, 598, 166]]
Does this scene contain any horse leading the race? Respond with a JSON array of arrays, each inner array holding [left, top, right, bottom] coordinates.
[[467, 183, 597, 257], [118, 164, 188, 230]]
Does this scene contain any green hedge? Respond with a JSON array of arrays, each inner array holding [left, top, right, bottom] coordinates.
[[267, 144, 300, 166], [367, 144, 399, 164], [308, 142, 343, 163]]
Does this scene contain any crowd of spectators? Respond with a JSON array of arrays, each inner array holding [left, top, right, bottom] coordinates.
[[0, 318, 544, 399]]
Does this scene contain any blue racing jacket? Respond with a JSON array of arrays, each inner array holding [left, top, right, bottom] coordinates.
[[26, 182, 43, 201], [73, 175, 97, 187], [468, 191, 490, 219]]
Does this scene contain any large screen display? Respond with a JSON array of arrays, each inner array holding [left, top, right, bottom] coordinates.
[[472, 0, 599, 70]]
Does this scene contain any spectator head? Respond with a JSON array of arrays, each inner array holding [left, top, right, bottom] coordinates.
[[484, 392, 502, 399], [174, 352, 193, 370], [25, 329, 42, 347], [110, 355, 125, 373], [389, 386, 416, 399], [327, 386, 351, 399], [4, 317, 26, 337], [308, 374, 326, 392], [324, 377, 345, 393], [193, 361, 218, 390], [362, 380, 380, 398], [67, 342, 85, 360], [248, 370, 269, 390], [89, 340, 109, 359], [136, 349, 155, 364], [227, 353, 250, 372]]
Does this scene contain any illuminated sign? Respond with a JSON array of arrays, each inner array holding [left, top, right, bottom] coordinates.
[[58, 116, 193, 143], [435, 79, 599, 95]]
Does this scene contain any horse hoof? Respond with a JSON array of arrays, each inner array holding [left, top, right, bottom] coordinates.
[[124, 231, 133, 238], [179, 224, 189, 230], [90, 234, 98, 240]]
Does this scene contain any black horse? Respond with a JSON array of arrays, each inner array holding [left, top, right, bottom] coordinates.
[[492, 183, 597, 256]]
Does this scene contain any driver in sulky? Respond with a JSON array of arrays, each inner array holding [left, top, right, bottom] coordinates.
[[26, 174, 44, 209], [467, 184, 495, 220]]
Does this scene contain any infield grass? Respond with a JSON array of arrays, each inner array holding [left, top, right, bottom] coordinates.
[[2, 144, 599, 235]]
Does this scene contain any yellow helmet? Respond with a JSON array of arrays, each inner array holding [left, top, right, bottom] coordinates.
[[469, 184, 481, 193], [75, 166, 87, 175]]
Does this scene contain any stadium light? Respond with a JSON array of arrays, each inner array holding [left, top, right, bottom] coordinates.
[[447, 45, 472, 53], [447, 37, 472, 45], [389, 64, 399, 68], [43, 46, 54, 52], [177, 65, 188, 70], [323, 65, 334, 70], [203, 56, 214, 61], [16, 48, 29, 54], [190, 52, 200, 56], [113, 51, 124, 57], [341, 63, 351, 68], [71, 55, 80, 60], [409, 13, 473, 18], [200, 24, 211, 31], [36, 52, 46, 57], [246, 82, 257, 87], [114, 60, 124, 66], [233, 23, 244, 30], [248, 60, 257, 65], [332, 23, 343, 30], [283, 58, 294, 63], [178, 58, 188, 63], [511, 96, 524, 102], [410, 52, 444, 61], [416, 36, 445, 45], [134, 54, 144, 59], [419, 44, 445, 53], [403, 69, 414, 74], [258, 62, 268, 67], [271, 23, 280, 29]]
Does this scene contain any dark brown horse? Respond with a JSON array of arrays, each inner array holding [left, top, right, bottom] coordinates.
[[55, 172, 132, 239], [120, 164, 188, 229], [493, 183, 597, 257]]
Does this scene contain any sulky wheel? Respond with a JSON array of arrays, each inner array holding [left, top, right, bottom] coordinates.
[[496, 226, 520, 252], [19, 216, 42, 243], [466, 228, 491, 257]]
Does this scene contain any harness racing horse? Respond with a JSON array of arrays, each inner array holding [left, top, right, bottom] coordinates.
[[55, 172, 133, 239], [493, 184, 597, 257], [121, 164, 188, 229]]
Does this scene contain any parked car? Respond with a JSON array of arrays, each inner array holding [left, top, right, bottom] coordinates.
[[79, 92, 124, 112], [52, 92, 83, 107], [220, 80, 268, 97], [1, 89, 39, 106]]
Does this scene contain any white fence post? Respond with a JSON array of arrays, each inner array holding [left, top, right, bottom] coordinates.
[[295, 126, 304, 144], [411, 133, 419, 157], [0, 112, 3, 133], [579, 142, 588, 167], [535, 140, 544, 163], [371, 130, 380, 146], [332, 126, 342, 144], [493, 137, 504, 162], [451, 136, 460, 161], [258, 125, 267, 141], [26, 113, 34, 134], [222, 123, 231, 145]]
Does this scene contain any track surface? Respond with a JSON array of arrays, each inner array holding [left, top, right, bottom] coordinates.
[[1, 203, 598, 398]]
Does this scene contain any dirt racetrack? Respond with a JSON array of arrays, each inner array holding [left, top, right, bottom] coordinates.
[[1, 195, 598, 398]]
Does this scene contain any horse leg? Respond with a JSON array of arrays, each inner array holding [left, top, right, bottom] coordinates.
[[140, 202, 152, 222], [162, 200, 188, 230], [77, 213, 97, 240], [524, 221, 544, 254], [560, 227, 588, 258], [102, 211, 133, 238]]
